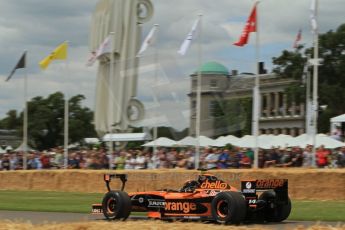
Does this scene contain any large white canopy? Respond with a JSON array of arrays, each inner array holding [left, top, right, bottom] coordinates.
[[232, 134, 286, 149], [287, 133, 345, 148], [142, 137, 177, 147], [14, 143, 35, 152], [84, 138, 100, 144], [176, 136, 215, 147], [214, 135, 241, 147], [330, 114, 345, 123], [102, 133, 152, 142], [139, 133, 345, 150]]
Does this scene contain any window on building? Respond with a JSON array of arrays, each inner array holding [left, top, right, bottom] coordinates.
[[210, 79, 218, 88], [192, 79, 197, 89], [191, 100, 196, 117], [209, 100, 222, 117]]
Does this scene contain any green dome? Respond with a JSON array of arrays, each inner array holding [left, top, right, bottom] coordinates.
[[195, 61, 229, 75]]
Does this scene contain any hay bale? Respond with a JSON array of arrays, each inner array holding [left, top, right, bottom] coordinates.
[[0, 220, 344, 230]]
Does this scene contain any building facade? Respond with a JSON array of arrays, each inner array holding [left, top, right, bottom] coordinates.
[[189, 61, 305, 137], [0, 129, 21, 148]]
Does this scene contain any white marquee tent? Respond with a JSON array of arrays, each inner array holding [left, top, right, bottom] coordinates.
[[330, 114, 345, 123], [14, 143, 35, 152], [142, 137, 177, 147], [287, 133, 345, 149], [102, 133, 152, 142], [139, 133, 345, 150], [214, 135, 241, 147], [176, 136, 215, 147]]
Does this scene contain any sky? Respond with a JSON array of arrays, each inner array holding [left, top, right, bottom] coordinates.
[[0, 0, 344, 131]]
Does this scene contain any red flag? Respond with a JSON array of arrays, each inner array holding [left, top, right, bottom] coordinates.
[[293, 29, 302, 48], [233, 3, 257, 47]]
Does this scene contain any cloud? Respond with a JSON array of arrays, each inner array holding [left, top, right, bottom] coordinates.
[[0, 0, 344, 132]]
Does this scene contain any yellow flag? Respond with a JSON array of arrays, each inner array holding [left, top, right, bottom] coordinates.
[[39, 42, 68, 70]]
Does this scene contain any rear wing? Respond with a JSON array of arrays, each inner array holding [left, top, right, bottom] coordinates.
[[241, 179, 288, 203], [104, 174, 128, 192]]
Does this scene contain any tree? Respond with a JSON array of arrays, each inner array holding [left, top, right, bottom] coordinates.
[[214, 98, 252, 137], [0, 92, 97, 150], [272, 23, 345, 133], [0, 110, 20, 130]]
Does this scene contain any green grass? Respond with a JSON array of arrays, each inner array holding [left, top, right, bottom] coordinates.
[[289, 200, 345, 221], [0, 190, 103, 213], [0, 190, 344, 221]]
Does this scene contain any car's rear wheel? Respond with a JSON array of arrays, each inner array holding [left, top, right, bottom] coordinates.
[[211, 191, 246, 224], [259, 190, 291, 222], [102, 190, 131, 220]]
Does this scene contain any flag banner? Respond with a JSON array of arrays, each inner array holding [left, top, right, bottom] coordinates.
[[310, 0, 318, 33], [233, 2, 257, 47], [293, 29, 302, 48], [86, 51, 97, 67], [6, 51, 26, 81], [86, 35, 111, 66], [39, 42, 68, 70], [137, 25, 158, 57], [86, 37, 110, 66], [178, 18, 200, 55]]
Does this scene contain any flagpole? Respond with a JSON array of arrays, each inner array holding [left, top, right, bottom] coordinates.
[[109, 31, 115, 170], [252, 2, 260, 169], [23, 51, 28, 170], [305, 54, 312, 136], [153, 24, 159, 157], [64, 41, 69, 169], [195, 13, 203, 169], [311, 0, 319, 167]]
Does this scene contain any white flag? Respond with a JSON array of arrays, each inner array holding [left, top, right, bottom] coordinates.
[[86, 51, 97, 66], [310, 0, 318, 33], [137, 25, 158, 56], [86, 35, 112, 66], [178, 18, 200, 56]]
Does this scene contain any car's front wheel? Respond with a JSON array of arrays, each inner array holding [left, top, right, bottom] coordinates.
[[102, 190, 131, 220]]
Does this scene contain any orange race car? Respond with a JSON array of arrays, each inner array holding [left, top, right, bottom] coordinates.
[[91, 172, 291, 224]]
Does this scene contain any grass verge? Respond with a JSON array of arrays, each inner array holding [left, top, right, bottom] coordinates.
[[0, 190, 344, 221]]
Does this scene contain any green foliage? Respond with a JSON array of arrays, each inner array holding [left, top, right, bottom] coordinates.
[[272, 48, 306, 79], [214, 98, 252, 137], [0, 92, 96, 150], [272, 23, 345, 133], [0, 110, 21, 130]]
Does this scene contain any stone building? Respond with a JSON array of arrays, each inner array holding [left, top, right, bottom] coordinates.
[[189, 61, 305, 137], [0, 129, 21, 148]]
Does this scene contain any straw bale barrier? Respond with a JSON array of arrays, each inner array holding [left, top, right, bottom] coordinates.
[[0, 220, 344, 230], [0, 169, 344, 200]]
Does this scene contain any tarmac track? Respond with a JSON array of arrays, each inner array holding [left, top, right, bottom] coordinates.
[[0, 210, 343, 229]]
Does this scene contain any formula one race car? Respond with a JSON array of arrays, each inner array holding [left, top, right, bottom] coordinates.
[[91, 172, 291, 224]]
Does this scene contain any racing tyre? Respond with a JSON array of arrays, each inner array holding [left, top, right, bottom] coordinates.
[[102, 190, 131, 220], [211, 191, 246, 224], [259, 190, 291, 222]]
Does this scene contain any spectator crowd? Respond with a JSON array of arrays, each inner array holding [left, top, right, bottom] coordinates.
[[1, 144, 345, 171]]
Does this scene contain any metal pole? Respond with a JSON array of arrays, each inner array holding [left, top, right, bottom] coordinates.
[[311, 0, 319, 167], [23, 51, 28, 170], [253, 2, 260, 169], [153, 24, 159, 157], [195, 14, 203, 169], [109, 32, 115, 170], [305, 55, 312, 135], [64, 42, 69, 169]]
